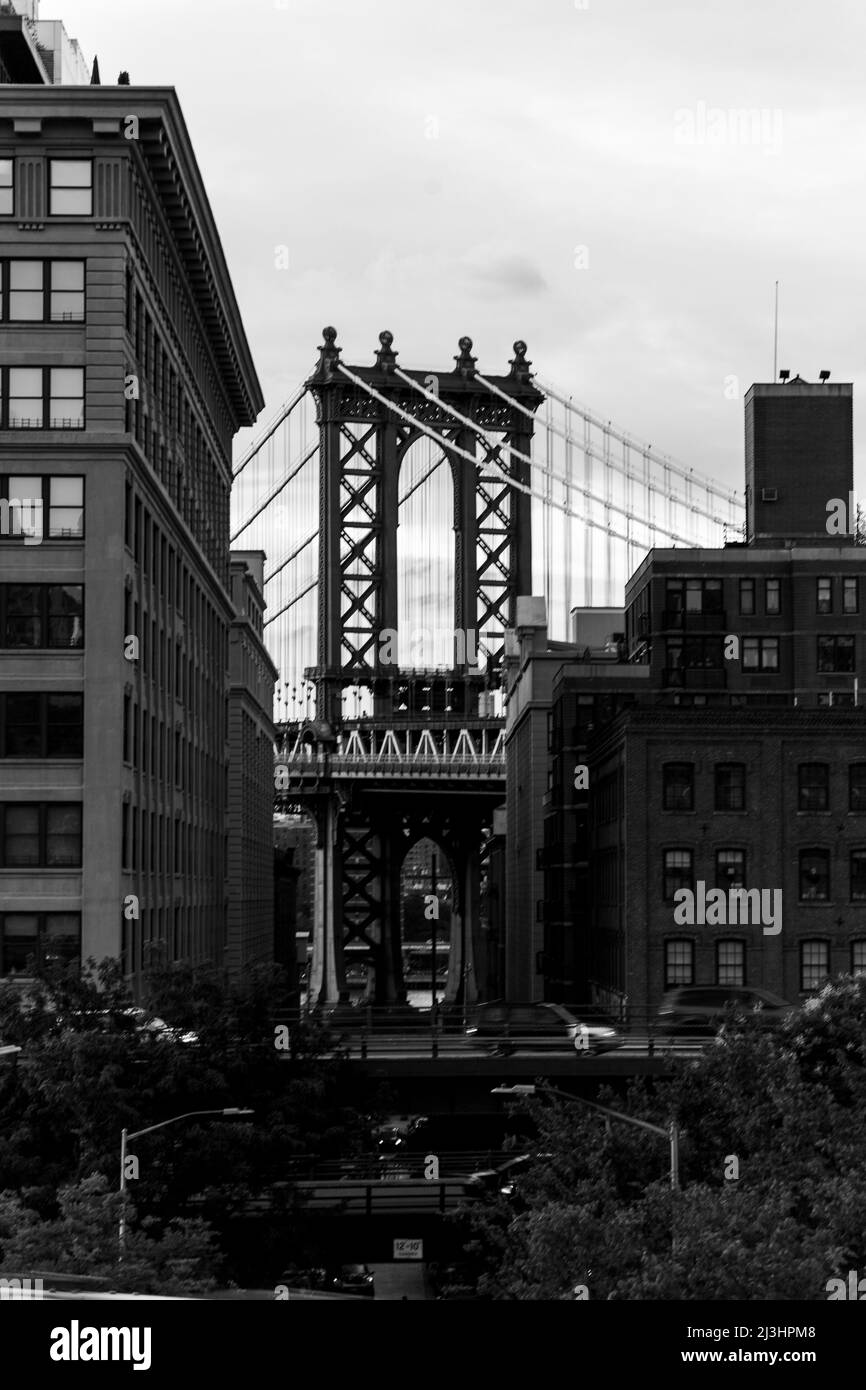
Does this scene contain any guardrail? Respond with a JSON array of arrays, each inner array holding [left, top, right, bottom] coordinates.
[[272, 1004, 718, 1060]]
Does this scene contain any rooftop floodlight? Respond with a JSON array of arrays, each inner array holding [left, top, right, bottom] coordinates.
[[779, 369, 790, 381], [819, 370, 831, 382]]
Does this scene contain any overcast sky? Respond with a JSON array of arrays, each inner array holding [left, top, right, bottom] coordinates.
[[59, 0, 866, 494]]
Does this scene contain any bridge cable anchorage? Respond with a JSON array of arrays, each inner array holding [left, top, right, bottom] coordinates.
[[533, 375, 743, 511], [230, 442, 319, 543], [389, 365, 703, 546], [264, 576, 318, 628], [231, 383, 308, 481], [264, 528, 317, 586]]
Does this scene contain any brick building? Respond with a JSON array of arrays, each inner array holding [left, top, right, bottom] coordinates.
[[505, 377, 866, 1014]]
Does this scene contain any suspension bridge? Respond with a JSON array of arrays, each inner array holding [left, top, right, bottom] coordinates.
[[232, 328, 744, 1007]]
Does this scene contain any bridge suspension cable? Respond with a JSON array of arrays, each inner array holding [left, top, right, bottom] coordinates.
[[231, 442, 318, 543], [232, 384, 308, 481], [388, 364, 708, 548]]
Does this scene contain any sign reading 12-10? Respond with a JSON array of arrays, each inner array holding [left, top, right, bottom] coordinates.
[[393, 1239, 423, 1261]]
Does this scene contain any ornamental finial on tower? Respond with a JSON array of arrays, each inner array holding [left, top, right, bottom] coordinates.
[[312, 326, 341, 381], [375, 330, 398, 373], [509, 340, 532, 384], [455, 336, 477, 378]]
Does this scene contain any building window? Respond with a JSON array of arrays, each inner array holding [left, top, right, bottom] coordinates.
[[50, 261, 86, 321], [798, 763, 829, 812], [49, 159, 92, 216], [0, 158, 12, 215], [850, 765, 866, 812], [816, 578, 833, 614], [663, 762, 694, 811], [665, 578, 723, 613], [0, 693, 83, 758], [0, 260, 85, 323], [0, 911, 81, 976], [843, 577, 859, 615], [800, 940, 829, 993], [799, 849, 830, 902], [0, 802, 82, 867], [716, 849, 746, 890], [715, 763, 746, 812], [817, 635, 855, 673], [765, 578, 780, 615], [851, 852, 866, 902], [716, 940, 745, 987], [663, 849, 693, 901], [0, 367, 84, 429], [664, 939, 694, 987], [738, 578, 755, 615], [0, 584, 83, 648], [743, 636, 779, 670], [852, 940, 866, 976], [0, 476, 85, 541]]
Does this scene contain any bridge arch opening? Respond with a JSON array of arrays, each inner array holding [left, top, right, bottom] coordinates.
[[399, 836, 453, 1008], [397, 437, 456, 671]]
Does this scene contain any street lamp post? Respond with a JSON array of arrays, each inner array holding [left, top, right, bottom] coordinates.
[[491, 1084, 680, 1190], [118, 1107, 254, 1259]]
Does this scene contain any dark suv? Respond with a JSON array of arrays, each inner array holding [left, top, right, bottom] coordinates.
[[466, 1001, 621, 1054], [657, 986, 794, 1035]]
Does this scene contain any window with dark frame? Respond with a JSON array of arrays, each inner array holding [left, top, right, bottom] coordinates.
[[798, 763, 829, 812], [0, 693, 83, 758], [0, 802, 82, 868], [663, 762, 694, 811], [799, 849, 830, 902], [716, 939, 745, 986], [0, 584, 83, 648], [0, 367, 84, 429], [843, 577, 859, 615], [739, 578, 755, 615], [664, 939, 694, 987], [0, 158, 12, 216], [850, 765, 866, 812], [800, 940, 829, 993], [716, 848, 746, 890], [0, 912, 81, 976], [663, 848, 693, 901], [715, 762, 746, 811], [817, 635, 855, 673], [816, 577, 833, 614], [852, 940, 866, 976], [0, 260, 85, 323], [765, 578, 780, 615], [49, 159, 93, 216], [851, 851, 866, 902], [743, 636, 780, 670]]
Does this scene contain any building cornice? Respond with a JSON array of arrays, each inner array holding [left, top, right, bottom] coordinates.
[[0, 86, 264, 427]]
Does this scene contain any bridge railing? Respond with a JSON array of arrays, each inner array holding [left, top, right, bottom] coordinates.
[[273, 1003, 724, 1058]]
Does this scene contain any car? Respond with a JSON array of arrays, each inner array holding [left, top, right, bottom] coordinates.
[[465, 1001, 622, 1055], [466, 1151, 553, 1202], [656, 986, 795, 1036], [330, 1264, 375, 1297]]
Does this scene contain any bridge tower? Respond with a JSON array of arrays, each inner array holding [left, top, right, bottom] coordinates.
[[276, 329, 544, 1007]]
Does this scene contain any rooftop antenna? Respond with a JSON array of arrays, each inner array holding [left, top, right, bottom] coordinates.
[[773, 280, 780, 382]]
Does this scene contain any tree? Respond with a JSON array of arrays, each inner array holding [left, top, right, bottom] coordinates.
[[0, 1174, 219, 1296], [460, 977, 866, 1299]]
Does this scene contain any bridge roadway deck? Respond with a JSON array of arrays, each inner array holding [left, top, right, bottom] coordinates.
[[321, 1038, 700, 1082]]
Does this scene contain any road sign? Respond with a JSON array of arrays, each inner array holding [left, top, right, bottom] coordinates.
[[393, 1239, 423, 1261]]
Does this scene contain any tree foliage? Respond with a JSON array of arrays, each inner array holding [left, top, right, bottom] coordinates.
[[461, 976, 866, 1300]]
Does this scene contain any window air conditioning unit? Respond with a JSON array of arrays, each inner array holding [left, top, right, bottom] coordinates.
[[761, 488, 779, 502]]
